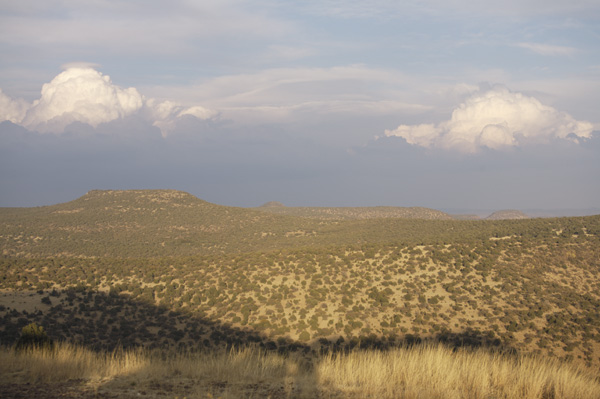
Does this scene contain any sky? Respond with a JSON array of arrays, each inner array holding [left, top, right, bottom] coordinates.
[[1, 0, 599, 214]]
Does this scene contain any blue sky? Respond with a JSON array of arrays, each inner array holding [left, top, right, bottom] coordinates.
[[1, 1, 599, 214]]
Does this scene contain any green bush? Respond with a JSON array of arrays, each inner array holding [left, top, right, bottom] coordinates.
[[15, 323, 54, 350], [299, 330, 311, 341]]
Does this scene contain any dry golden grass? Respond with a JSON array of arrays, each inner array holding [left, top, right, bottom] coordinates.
[[1, 343, 598, 398], [317, 345, 600, 398], [0, 343, 147, 384]]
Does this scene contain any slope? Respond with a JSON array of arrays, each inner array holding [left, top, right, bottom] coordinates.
[[1, 189, 587, 258], [0, 190, 324, 257], [254, 204, 453, 220]]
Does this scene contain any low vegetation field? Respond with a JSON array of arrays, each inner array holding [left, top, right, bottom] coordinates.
[[1, 190, 599, 397]]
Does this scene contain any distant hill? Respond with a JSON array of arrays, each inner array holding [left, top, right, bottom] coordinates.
[[254, 205, 453, 220], [259, 201, 285, 208], [486, 210, 529, 220], [0, 190, 476, 258], [0, 190, 593, 259], [1, 190, 459, 258], [0, 189, 322, 257]]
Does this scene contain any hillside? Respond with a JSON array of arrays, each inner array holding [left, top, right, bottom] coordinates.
[[486, 209, 530, 220], [254, 204, 453, 220], [0, 190, 559, 258], [259, 201, 285, 208], [1, 190, 600, 376], [0, 190, 324, 257]]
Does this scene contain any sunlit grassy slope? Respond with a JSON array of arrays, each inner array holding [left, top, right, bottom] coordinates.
[[1, 343, 598, 398]]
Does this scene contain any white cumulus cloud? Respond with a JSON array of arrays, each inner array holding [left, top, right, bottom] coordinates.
[[0, 66, 217, 135], [21, 67, 143, 132], [385, 87, 595, 152], [145, 99, 218, 136], [0, 89, 28, 124]]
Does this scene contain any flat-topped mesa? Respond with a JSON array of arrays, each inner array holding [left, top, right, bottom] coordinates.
[[73, 189, 211, 207], [82, 189, 198, 200]]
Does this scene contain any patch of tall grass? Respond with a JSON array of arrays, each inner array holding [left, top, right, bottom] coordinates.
[[1, 343, 598, 398], [0, 342, 148, 383], [316, 344, 600, 398]]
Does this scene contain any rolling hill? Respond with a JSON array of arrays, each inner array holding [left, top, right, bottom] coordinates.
[[254, 203, 453, 220], [0, 189, 326, 257], [0, 189, 581, 258], [1, 189, 600, 375], [486, 209, 530, 220]]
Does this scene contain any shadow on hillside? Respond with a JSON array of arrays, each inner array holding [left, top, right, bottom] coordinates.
[[1, 287, 290, 352], [1, 287, 517, 397], [1, 287, 322, 397], [1, 287, 516, 353], [318, 328, 515, 357]]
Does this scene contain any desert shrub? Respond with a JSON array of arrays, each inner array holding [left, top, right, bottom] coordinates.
[[299, 330, 311, 341], [15, 323, 54, 351]]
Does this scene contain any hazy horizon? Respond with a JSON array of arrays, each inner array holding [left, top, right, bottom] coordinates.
[[1, 187, 598, 219], [1, 1, 599, 210]]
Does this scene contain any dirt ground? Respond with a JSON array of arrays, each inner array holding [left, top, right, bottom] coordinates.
[[0, 380, 318, 399]]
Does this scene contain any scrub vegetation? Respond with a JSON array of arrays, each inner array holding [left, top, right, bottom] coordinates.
[[1, 190, 599, 397]]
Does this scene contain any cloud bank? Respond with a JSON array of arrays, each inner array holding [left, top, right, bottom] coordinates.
[[385, 87, 595, 152], [0, 67, 217, 136]]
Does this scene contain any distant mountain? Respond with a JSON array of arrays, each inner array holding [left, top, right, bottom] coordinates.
[[486, 210, 529, 220]]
